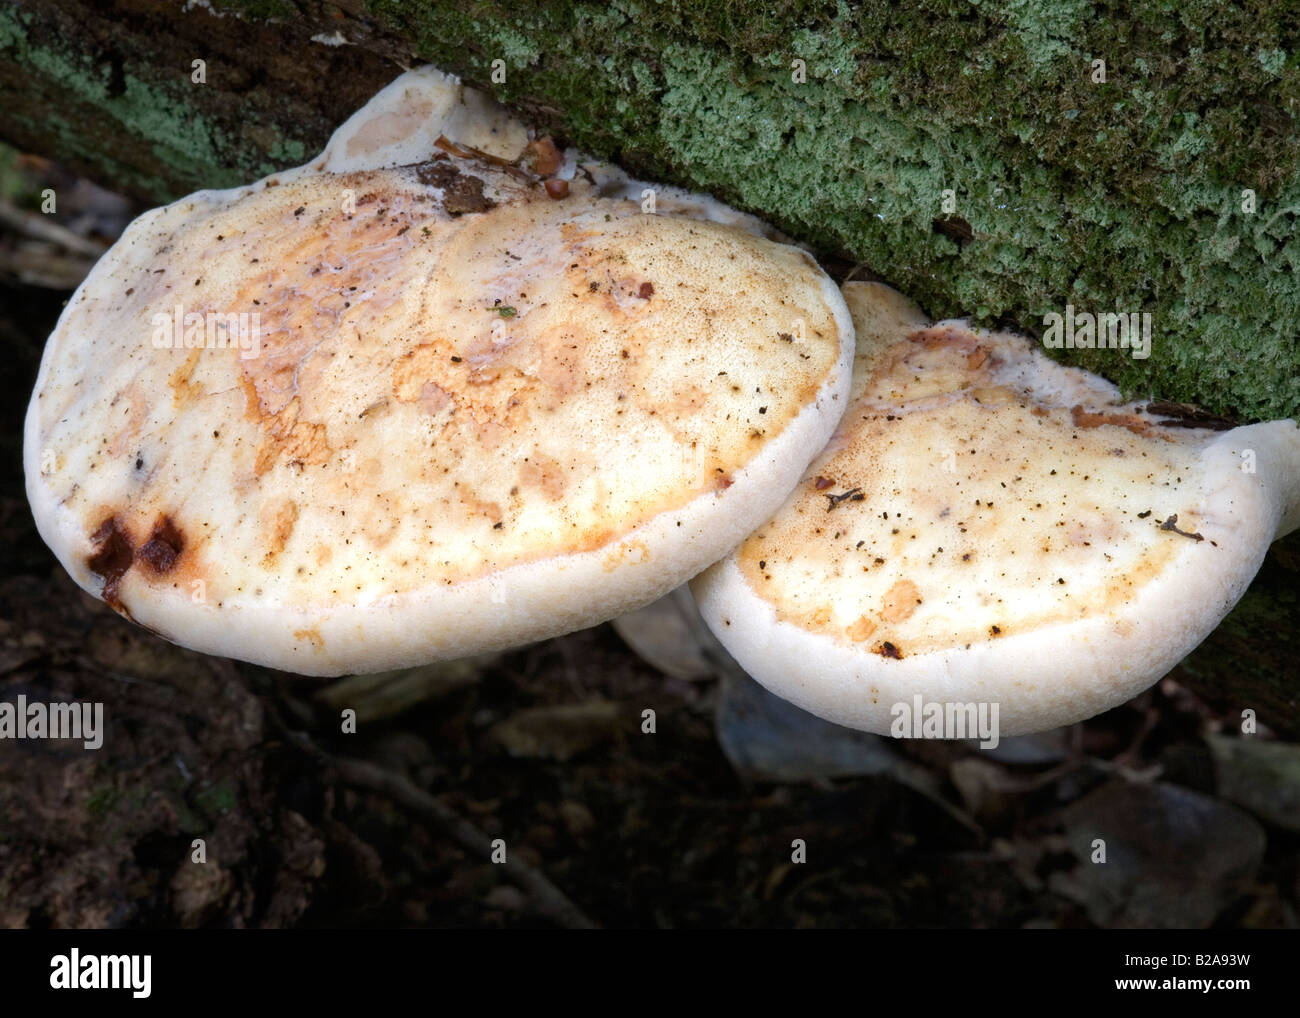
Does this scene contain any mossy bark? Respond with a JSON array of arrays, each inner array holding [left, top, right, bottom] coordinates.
[[1, 0, 1296, 731], [3, 0, 1297, 419]]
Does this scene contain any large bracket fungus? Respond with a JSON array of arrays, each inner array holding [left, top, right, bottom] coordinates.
[[691, 282, 1300, 736], [24, 67, 852, 676], [24, 65, 1297, 736]]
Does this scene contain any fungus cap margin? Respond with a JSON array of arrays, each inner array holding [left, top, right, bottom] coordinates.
[[691, 281, 1300, 736]]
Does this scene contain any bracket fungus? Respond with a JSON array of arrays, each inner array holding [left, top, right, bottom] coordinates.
[[691, 281, 1300, 737], [24, 67, 853, 676]]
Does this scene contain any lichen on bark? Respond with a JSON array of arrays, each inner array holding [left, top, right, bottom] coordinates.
[[362, 0, 1300, 421], [2, 0, 1296, 418]]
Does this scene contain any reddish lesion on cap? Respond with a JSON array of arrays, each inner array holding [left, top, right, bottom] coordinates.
[[168, 350, 204, 408], [1070, 404, 1160, 438], [519, 452, 568, 502], [87, 516, 134, 613], [86, 512, 193, 617], [138, 515, 184, 575], [232, 182, 431, 476], [845, 615, 877, 641], [413, 156, 497, 215], [522, 137, 563, 177]]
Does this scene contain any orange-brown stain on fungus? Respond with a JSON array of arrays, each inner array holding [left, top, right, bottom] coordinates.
[[846, 615, 878, 642], [880, 579, 921, 623], [293, 627, 324, 649], [260, 499, 299, 562], [1070, 405, 1159, 438]]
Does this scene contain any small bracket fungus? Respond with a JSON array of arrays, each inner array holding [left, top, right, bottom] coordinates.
[[691, 281, 1300, 737], [24, 66, 853, 676]]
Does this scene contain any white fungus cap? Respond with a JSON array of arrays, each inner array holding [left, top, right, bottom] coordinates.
[[24, 67, 854, 676], [692, 281, 1300, 737]]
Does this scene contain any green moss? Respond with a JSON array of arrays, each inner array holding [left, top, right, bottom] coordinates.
[[0, 3, 313, 197], [210, 0, 295, 18], [354, 0, 1299, 419], [2, 0, 1296, 418], [260, 135, 307, 176], [0, 140, 37, 204], [85, 785, 119, 820], [1, 9, 221, 189], [193, 778, 238, 817], [83, 783, 153, 845]]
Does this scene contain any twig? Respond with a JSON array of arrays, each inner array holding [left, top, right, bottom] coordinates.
[[0, 244, 98, 290], [0, 199, 107, 257], [289, 731, 599, 929]]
